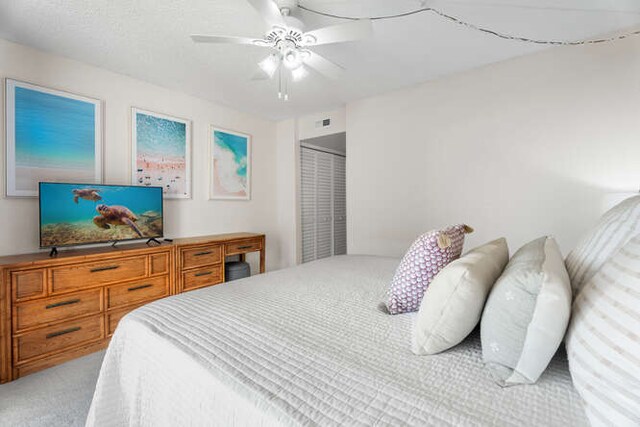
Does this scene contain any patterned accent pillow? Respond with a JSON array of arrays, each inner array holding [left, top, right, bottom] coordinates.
[[565, 235, 640, 426], [565, 195, 640, 295], [386, 224, 472, 315]]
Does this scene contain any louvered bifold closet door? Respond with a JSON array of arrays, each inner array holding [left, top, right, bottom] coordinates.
[[333, 155, 347, 255], [301, 148, 317, 263], [315, 151, 334, 260]]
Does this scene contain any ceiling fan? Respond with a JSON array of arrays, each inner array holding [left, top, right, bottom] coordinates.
[[191, 0, 373, 100]]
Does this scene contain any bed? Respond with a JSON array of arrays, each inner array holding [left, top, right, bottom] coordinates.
[[86, 255, 588, 426]]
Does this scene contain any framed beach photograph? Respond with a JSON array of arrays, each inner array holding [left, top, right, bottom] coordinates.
[[5, 79, 103, 197], [131, 108, 191, 199], [210, 127, 251, 200]]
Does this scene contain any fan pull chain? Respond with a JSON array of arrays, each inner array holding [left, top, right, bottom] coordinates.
[[284, 75, 289, 101], [277, 64, 290, 102]]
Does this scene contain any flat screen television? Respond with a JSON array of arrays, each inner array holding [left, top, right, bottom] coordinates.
[[39, 182, 164, 249]]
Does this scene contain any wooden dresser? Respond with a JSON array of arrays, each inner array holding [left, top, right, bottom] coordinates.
[[0, 232, 265, 383], [175, 233, 265, 293]]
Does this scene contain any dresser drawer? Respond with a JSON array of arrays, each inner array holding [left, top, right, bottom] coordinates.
[[12, 270, 46, 302], [51, 256, 147, 294], [106, 275, 168, 309], [14, 315, 103, 363], [107, 276, 169, 308], [181, 245, 222, 270], [15, 289, 103, 331], [150, 252, 169, 275], [225, 238, 262, 256], [183, 265, 223, 291]]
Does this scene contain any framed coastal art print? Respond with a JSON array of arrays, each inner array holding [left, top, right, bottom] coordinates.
[[5, 79, 103, 197], [131, 108, 191, 199], [210, 127, 251, 200]]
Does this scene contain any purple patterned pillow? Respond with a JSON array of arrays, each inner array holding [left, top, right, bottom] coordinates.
[[386, 224, 473, 315]]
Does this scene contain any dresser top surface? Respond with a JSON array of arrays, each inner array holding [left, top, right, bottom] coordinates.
[[170, 232, 264, 246], [0, 232, 264, 269], [0, 242, 165, 269]]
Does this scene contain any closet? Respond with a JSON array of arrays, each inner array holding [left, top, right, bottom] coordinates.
[[301, 146, 346, 263]]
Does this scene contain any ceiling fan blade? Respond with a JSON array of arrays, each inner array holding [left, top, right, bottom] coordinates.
[[304, 52, 344, 79], [191, 34, 259, 45], [246, 0, 286, 28], [303, 19, 373, 46]]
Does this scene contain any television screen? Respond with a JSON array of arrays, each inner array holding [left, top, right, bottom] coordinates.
[[39, 182, 163, 248]]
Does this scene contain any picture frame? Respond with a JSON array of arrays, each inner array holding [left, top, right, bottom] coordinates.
[[131, 107, 192, 199], [210, 126, 251, 201], [5, 78, 103, 197]]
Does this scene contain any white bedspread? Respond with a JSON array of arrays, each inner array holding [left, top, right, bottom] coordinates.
[[87, 255, 588, 426]]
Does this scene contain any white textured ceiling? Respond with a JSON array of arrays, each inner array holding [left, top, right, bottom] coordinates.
[[1, 0, 639, 120]]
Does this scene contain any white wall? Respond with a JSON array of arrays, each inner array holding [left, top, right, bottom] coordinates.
[[347, 36, 640, 257], [275, 118, 299, 268], [0, 39, 289, 271]]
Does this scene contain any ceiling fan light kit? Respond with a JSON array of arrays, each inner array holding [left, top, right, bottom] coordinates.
[[291, 65, 308, 82], [258, 54, 279, 78], [191, 0, 372, 101]]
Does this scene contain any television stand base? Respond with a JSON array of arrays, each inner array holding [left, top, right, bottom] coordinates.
[[146, 238, 162, 246], [49, 247, 58, 257]]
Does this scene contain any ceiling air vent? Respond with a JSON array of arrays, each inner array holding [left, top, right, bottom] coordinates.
[[315, 118, 331, 128]]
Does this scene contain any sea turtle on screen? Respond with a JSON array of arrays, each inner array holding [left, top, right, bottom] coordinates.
[[72, 188, 102, 204], [93, 204, 143, 237]]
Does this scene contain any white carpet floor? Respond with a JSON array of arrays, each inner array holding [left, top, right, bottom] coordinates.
[[0, 351, 104, 427]]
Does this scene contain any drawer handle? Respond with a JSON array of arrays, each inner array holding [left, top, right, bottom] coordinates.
[[195, 271, 212, 277], [194, 251, 213, 257], [90, 265, 120, 273], [46, 299, 81, 309], [128, 284, 153, 292], [237, 245, 254, 250], [46, 327, 81, 339]]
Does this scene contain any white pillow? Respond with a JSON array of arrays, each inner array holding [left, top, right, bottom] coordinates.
[[481, 236, 572, 386], [566, 235, 640, 426], [565, 195, 640, 295], [412, 238, 508, 355]]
